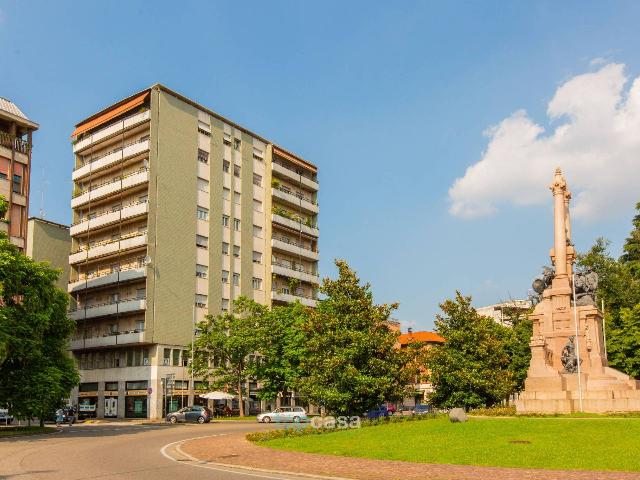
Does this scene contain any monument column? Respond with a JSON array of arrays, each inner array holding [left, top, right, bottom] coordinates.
[[550, 168, 569, 283]]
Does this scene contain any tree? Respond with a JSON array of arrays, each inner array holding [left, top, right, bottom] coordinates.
[[426, 292, 515, 410], [0, 235, 79, 425], [607, 305, 640, 378], [253, 301, 309, 402], [621, 202, 640, 277], [190, 296, 265, 417], [296, 260, 407, 416]]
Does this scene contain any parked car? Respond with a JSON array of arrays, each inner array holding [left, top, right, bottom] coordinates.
[[398, 406, 415, 416], [166, 405, 212, 424], [365, 405, 389, 419], [412, 404, 430, 415], [0, 409, 13, 425], [257, 406, 307, 423]]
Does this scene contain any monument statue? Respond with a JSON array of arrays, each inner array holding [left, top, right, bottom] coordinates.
[[516, 168, 640, 413]]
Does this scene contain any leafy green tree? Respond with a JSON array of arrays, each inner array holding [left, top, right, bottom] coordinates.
[[296, 260, 407, 416], [607, 305, 640, 378], [621, 202, 640, 277], [190, 296, 265, 417], [426, 292, 515, 409], [254, 301, 309, 402], [0, 235, 79, 425]]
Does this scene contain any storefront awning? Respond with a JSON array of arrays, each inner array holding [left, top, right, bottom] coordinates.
[[72, 91, 149, 138]]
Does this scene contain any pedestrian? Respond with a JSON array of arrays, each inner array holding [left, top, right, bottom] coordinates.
[[55, 408, 64, 427]]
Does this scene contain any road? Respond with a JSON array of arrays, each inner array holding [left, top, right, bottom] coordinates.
[[0, 422, 312, 480]]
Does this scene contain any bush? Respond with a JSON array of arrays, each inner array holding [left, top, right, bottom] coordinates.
[[469, 406, 516, 416]]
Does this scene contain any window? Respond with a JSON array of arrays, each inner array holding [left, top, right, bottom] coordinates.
[[196, 264, 208, 279], [198, 122, 211, 136], [233, 245, 240, 258], [253, 225, 262, 238], [197, 177, 209, 192], [195, 294, 208, 308], [172, 349, 180, 366], [253, 173, 262, 187], [253, 147, 263, 160], [105, 381, 118, 391], [233, 218, 241, 231], [222, 270, 229, 283], [197, 206, 209, 221], [223, 187, 230, 200], [233, 138, 241, 150], [233, 164, 241, 177], [222, 215, 229, 227], [135, 320, 145, 332], [252, 251, 262, 264], [221, 298, 229, 311], [223, 132, 232, 146], [223, 160, 230, 173], [222, 242, 229, 255], [233, 191, 241, 204], [111, 204, 122, 212], [253, 200, 263, 212], [136, 288, 146, 299], [232, 273, 240, 286], [163, 348, 171, 366], [12, 174, 21, 194], [197, 149, 209, 164], [196, 235, 208, 249], [252, 277, 262, 290]]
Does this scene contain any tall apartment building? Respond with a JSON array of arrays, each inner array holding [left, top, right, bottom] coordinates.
[[0, 98, 38, 251], [68, 85, 319, 419]]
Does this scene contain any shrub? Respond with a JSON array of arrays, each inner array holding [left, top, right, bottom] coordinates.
[[469, 406, 516, 417]]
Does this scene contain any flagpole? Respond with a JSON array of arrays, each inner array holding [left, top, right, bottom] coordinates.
[[601, 299, 608, 360], [572, 273, 584, 412]]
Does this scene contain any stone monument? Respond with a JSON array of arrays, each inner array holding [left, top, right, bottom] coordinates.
[[516, 168, 640, 413]]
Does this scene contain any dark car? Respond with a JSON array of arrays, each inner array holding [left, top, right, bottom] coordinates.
[[412, 404, 430, 415], [365, 405, 389, 419], [166, 405, 212, 424]]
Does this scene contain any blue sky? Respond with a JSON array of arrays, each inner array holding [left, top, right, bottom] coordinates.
[[2, 1, 640, 330]]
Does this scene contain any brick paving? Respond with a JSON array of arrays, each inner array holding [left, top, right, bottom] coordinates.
[[181, 432, 640, 480]]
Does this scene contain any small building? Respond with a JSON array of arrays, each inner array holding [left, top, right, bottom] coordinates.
[[26, 217, 71, 290], [398, 328, 445, 406], [475, 299, 532, 326]]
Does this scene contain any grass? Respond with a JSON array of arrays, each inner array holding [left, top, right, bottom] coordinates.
[[259, 416, 640, 471], [0, 426, 55, 437]]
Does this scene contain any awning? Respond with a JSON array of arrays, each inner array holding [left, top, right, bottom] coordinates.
[[72, 91, 149, 138], [272, 146, 317, 173], [199, 391, 236, 400]]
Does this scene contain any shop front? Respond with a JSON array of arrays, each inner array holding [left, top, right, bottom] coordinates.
[[104, 382, 119, 418], [78, 382, 98, 419], [125, 381, 148, 418]]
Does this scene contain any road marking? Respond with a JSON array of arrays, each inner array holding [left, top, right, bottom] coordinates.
[[160, 434, 352, 480]]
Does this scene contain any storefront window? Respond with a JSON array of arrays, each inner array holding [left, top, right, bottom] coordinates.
[[125, 396, 147, 418]]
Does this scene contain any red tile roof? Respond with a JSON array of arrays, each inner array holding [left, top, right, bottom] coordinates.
[[398, 331, 445, 346]]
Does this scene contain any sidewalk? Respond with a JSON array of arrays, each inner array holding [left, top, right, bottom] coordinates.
[[181, 433, 640, 480]]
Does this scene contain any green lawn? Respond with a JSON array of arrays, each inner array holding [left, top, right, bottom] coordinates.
[[260, 417, 640, 471], [0, 426, 55, 437]]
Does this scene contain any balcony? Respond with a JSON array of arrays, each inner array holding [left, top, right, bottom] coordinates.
[[73, 110, 150, 153], [271, 291, 317, 308], [71, 168, 149, 209], [69, 231, 147, 265], [69, 297, 146, 321], [272, 261, 319, 285], [73, 138, 150, 181], [272, 162, 318, 191], [272, 187, 318, 214], [272, 214, 319, 238], [68, 263, 146, 293], [69, 330, 146, 351], [70, 200, 148, 236], [271, 236, 318, 261], [0, 131, 30, 154]]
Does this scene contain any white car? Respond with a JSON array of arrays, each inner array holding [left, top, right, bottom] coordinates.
[[257, 407, 307, 423]]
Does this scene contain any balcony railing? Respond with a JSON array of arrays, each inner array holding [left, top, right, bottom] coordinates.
[[69, 231, 147, 264], [70, 199, 148, 236], [68, 261, 147, 293], [73, 138, 150, 180], [271, 290, 318, 308], [272, 213, 319, 238], [272, 235, 317, 252], [273, 185, 316, 205], [272, 160, 318, 191], [69, 297, 147, 321], [69, 330, 145, 350], [271, 236, 319, 261], [71, 168, 149, 209], [73, 109, 150, 153], [0, 131, 30, 154]]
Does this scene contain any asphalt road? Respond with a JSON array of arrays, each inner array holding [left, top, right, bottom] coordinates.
[[0, 422, 312, 480]]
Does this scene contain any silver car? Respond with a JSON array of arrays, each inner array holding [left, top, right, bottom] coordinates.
[[257, 406, 307, 423]]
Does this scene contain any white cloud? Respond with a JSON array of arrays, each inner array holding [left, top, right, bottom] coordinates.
[[449, 63, 640, 221]]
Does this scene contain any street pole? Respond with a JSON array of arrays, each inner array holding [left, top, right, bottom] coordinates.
[[191, 303, 195, 405], [572, 273, 584, 412], [602, 299, 608, 359]]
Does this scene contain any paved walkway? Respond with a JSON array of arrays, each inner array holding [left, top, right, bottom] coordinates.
[[181, 433, 640, 480]]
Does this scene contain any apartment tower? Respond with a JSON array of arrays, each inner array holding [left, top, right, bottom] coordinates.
[[68, 85, 319, 419], [0, 98, 38, 251]]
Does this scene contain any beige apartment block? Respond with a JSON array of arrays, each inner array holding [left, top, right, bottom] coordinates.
[[26, 217, 71, 290], [67, 85, 319, 419], [0, 98, 38, 251]]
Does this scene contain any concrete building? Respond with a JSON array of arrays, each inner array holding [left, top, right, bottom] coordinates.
[[68, 85, 319, 419], [475, 299, 532, 326], [0, 98, 38, 251], [398, 329, 445, 405], [26, 217, 71, 290]]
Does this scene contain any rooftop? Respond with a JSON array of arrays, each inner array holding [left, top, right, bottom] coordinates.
[[398, 331, 445, 346], [0, 97, 39, 130]]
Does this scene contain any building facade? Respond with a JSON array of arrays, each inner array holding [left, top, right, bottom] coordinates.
[[475, 299, 532, 326], [0, 98, 38, 251], [26, 217, 71, 290], [68, 85, 319, 419], [398, 329, 445, 405]]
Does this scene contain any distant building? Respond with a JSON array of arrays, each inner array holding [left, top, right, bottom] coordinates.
[[26, 217, 71, 290], [0, 97, 38, 251], [475, 299, 532, 326], [398, 328, 445, 406]]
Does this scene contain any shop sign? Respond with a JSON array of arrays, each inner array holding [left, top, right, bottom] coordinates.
[[79, 391, 98, 398], [125, 390, 148, 396], [104, 390, 119, 397], [78, 403, 96, 412]]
